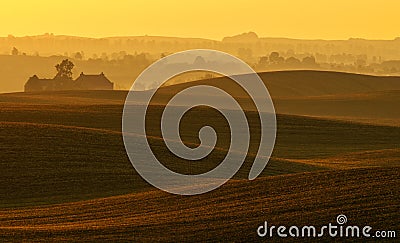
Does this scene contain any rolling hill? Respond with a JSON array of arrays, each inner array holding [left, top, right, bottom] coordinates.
[[1, 90, 399, 208], [0, 71, 399, 241], [0, 167, 398, 241], [161, 70, 400, 98], [3, 70, 398, 126], [159, 70, 400, 126]]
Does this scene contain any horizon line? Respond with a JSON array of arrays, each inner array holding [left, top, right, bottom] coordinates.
[[2, 33, 399, 42]]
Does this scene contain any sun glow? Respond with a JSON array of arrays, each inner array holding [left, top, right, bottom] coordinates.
[[0, 0, 398, 40]]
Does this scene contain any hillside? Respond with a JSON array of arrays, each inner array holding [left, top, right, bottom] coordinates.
[[0, 167, 398, 241], [274, 90, 400, 126], [0, 89, 398, 241], [290, 148, 400, 169], [158, 71, 400, 126], [1, 91, 400, 208], [162, 70, 400, 97]]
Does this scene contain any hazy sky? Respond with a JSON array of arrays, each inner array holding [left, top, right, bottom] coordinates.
[[1, 0, 398, 40]]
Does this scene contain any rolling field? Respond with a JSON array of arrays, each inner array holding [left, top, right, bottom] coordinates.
[[1, 94, 399, 208], [0, 70, 399, 241], [0, 168, 398, 242], [160, 70, 400, 126], [162, 70, 400, 98]]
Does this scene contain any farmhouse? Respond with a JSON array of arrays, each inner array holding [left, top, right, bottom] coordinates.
[[75, 72, 113, 90], [24, 72, 113, 92]]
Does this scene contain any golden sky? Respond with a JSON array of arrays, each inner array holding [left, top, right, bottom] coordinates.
[[1, 0, 398, 40]]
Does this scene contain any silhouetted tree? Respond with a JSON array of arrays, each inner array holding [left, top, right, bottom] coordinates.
[[55, 59, 74, 79], [74, 52, 83, 60], [285, 56, 301, 65], [11, 47, 19, 55], [302, 56, 317, 65], [258, 56, 269, 66], [269, 52, 280, 63], [101, 52, 108, 60], [269, 52, 284, 64]]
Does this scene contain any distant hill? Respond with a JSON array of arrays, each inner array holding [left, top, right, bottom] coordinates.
[[162, 70, 400, 97], [158, 70, 400, 126], [1, 33, 399, 59], [222, 31, 259, 42], [3, 70, 400, 126]]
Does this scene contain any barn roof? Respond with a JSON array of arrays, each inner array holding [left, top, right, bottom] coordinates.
[[75, 72, 113, 86], [25, 75, 53, 86]]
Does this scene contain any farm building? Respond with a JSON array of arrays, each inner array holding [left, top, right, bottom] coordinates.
[[24, 72, 113, 92], [74, 72, 113, 90]]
